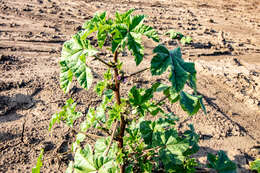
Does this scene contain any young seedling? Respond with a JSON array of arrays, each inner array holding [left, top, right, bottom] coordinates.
[[40, 9, 236, 173], [32, 149, 44, 173], [166, 29, 192, 45]]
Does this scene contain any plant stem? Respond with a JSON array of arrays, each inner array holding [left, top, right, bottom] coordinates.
[[125, 67, 149, 78], [104, 120, 119, 156], [155, 95, 168, 106], [113, 50, 126, 173], [93, 55, 115, 68], [139, 146, 162, 158], [113, 51, 121, 105], [97, 120, 111, 135], [70, 126, 103, 139]]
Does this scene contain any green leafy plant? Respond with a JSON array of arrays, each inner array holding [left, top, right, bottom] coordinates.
[[207, 150, 237, 173], [166, 29, 192, 45], [32, 149, 44, 173], [250, 159, 260, 173], [46, 9, 208, 173]]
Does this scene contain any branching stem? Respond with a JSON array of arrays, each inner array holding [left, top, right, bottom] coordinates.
[[139, 146, 162, 157], [97, 120, 111, 136], [104, 120, 119, 156], [113, 50, 126, 173], [155, 95, 168, 106], [93, 55, 115, 68], [70, 127, 103, 139], [125, 67, 149, 78]]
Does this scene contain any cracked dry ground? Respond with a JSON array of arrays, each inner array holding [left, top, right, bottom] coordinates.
[[0, 0, 259, 172]]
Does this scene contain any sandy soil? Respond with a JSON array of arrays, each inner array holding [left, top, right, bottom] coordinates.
[[0, 0, 259, 172]]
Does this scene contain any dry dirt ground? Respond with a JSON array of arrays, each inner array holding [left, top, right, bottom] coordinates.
[[0, 0, 260, 172]]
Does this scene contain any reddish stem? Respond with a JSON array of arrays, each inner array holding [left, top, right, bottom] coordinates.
[[113, 51, 126, 173]]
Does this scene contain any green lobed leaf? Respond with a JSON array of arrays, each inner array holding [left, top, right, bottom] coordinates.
[[140, 118, 179, 147], [158, 147, 186, 169], [67, 107, 82, 127], [49, 98, 82, 130], [129, 14, 145, 31], [60, 31, 98, 93], [133, 116, 200, 172], [150, 45, 170, 75], [49, 113, 61, 131], [107, 103, 122, 128], [32, 149, 44, 173], [151, 45, 197, 94], [94, 137, 118, 158], [161, 113, 179, 125], [166, 136, 190, 157], [142, 83, 160, 102], [76, 133, 86, 143], [104, 69, 112, 80], [155, 83, 169, 92], [183, 158, 198, 173], [169, 47, 189, 93], [158, 149, 179, 170], [72, 144, 118, 173], [129, 86, 142, 106], [166, 30, 184, 40], [147, 103, 163, 116], [96, 157, 118, 173], [60, 60, 73, 93], [138, 116, 199, 172], [127, 32, 144, 66], [82, 12, 107, 39], [166, 30, 192, 45], [140, 161, 153, 173], [125, 165, 134, 173], [207, 150, 237, 173], [74, 145, 96, 172], [139, 121, 153, 146], [80, 108, 97, 132], [181, 36, 192, 45], [65, 52, 92, 91], [112, 24, 128, 53], [129, 84, 161, 116], [163, 87, 180, 103], [104, 89, 114, 100], [95, 81, 107, 97], [156, 136, 197, 172], [115, 9, 135, 24], [82, 12, 114, 49], [172, 47, 197, 91], [180, 91, 203, 116], [183, 124, 200, 156], [113, 10, 158, 65], [250, 159, 260, 173], [95, 69, 112, 97], [134, 24, 159, 42], [94, 138, 108, 155], [97, 24, 110, 49]]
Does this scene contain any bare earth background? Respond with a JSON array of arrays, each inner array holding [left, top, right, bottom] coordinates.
[[0, 0, 260, 172]]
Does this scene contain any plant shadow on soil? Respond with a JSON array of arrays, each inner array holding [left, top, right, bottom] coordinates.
[[193, 146, 254, 172], [0, 92, 43, 123], [200, 92, 258, 143], [169, 92, 256, 172], [0, 93, 39, 147]]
